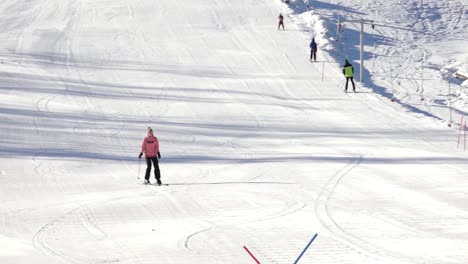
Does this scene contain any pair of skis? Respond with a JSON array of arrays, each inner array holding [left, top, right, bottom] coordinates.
[[143, 181, 168, 186]]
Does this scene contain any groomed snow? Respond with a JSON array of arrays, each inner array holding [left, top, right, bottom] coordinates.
[[0, 0, 467, 263]]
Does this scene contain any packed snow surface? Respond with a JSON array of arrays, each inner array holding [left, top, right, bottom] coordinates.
[[0, 0, 467, 263]]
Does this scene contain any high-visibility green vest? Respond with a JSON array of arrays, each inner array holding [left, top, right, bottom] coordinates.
[[344, 66, 353, 77]]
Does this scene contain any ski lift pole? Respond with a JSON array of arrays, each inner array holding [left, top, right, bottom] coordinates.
[[448, 81, 453, 127], [336, 13, 341, 40], [390, 62, 395, 102], [421, 58, 424, 101], [458, 116, 464, 148], [342, 18, 374, 83], [371, 40, 376, 73], [360, 20, 364, 82], [465, 121, 467, 151]]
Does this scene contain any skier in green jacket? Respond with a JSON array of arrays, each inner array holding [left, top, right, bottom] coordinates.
[[343, 59, 356, 92]]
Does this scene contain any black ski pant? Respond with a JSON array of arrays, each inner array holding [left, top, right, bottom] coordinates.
[[310, 50, 316, 61], [278, 21, 284, 30], [345, 77, 355, 90], [145, 157, 161, 180]]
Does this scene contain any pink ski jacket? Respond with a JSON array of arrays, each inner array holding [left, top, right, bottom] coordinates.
[[141, 133, 159, 158]]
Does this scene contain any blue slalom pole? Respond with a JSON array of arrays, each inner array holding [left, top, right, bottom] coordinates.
[[293, 233, 318, 264]]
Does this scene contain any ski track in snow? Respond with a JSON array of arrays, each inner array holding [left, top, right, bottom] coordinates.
[[32, 190, 158, 264]]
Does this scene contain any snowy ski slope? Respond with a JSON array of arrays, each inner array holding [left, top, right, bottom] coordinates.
[[0, 0, 467, 263]]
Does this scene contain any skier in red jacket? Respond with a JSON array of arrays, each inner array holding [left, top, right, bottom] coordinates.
[[139, 127, 162, 185]]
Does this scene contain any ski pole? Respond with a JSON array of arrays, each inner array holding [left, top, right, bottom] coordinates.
[[138, 158, 141, 179], [338, 78, 345, 89], [321, 61, 325, 81]]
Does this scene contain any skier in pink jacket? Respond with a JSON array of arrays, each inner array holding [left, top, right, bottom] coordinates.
[[139, 127, 162, 185]]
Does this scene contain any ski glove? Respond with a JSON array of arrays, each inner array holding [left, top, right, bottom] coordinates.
[[157, 152, 161, 159], [139, 152, 143, 159]]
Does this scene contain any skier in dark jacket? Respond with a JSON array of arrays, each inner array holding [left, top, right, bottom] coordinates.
[[342, 59, 356, 92], [139, 127, 162, 185], [278, 13, 285, 30], [309, 38, 317, 62]]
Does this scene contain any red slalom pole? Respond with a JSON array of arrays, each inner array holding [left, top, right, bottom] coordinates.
[[243, 246, 261, 264]]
